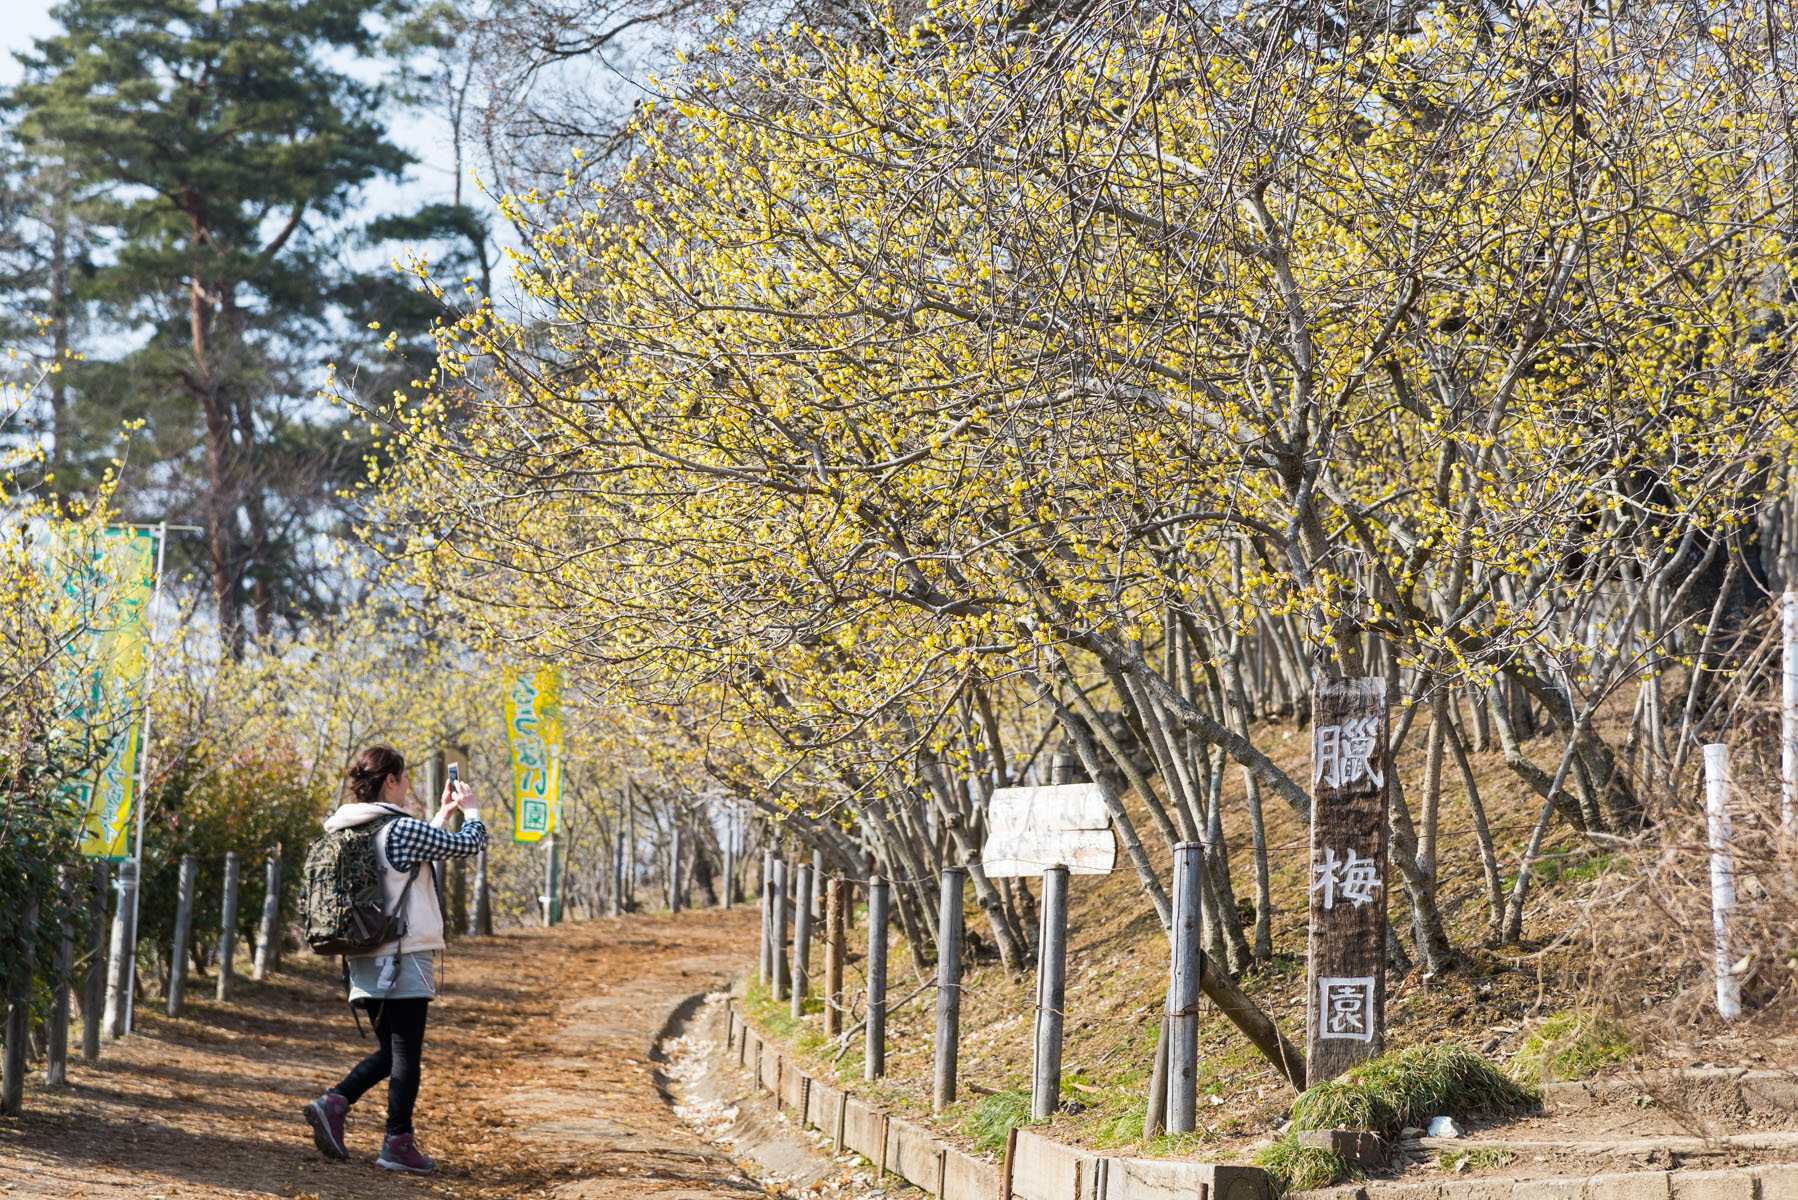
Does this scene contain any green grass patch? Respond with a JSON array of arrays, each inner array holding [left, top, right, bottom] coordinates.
[[1512, 1010, 1631, 1083], [1503, 850, 1619, 891], [1293, 1043, 1538, 1134], [1141, 1130, 1209, 1157], [962, 1088, 1033, 1154], [1094, 1108, 1145, 1147], [1257, 1137, 1355, 1195], [1255, 1044, 1537, 1196], [1441, 1146, 1511, 1172], [740, 983, 827, 1054]]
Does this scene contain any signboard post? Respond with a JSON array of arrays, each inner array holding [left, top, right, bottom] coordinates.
[[980, 784, 1117, 878], [1306, 676, 1391, 1086], [982, 782, 1116, 1119]]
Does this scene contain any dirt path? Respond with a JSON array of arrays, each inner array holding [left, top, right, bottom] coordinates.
[[0, 910, 765, 1200]]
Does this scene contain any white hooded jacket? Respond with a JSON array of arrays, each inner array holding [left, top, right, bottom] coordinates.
[[322, 802, 446, 958]]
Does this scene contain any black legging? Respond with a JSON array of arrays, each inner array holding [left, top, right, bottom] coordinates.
[[330, 998, 429, 1135]]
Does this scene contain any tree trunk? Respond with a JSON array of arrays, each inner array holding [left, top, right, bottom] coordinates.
[[1202, 746, 1254, 974], [48, 198, 71, 496], [1387, 775, 1455, 973], [1443, 708, 1504, 937], [189, 263, 245, 657]]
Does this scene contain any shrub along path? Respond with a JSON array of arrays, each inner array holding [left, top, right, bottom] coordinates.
[[0, 909, 768, 1199]]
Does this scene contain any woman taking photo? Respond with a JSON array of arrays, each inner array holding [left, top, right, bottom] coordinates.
[[302, 745, 488, 1174]]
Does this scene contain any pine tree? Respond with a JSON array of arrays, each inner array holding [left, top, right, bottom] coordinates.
[[10, 0, 411, 652]]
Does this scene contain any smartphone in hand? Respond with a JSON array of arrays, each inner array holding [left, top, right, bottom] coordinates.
[[438, 763, 463, 819]]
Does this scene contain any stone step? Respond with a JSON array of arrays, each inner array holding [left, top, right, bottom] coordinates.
[[1292, 1161, 1798, 1199]]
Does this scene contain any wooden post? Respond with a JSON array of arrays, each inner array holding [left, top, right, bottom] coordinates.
[[1166, 843, 1204, 1133], [812, 849, 824, 920], [252, 847, 281, 980], [543, 832, 561, 926], [722, 819, 735, 909], [824, 878, 846, 1037], [1031, 864, 1067, 1121], [866, 875, 888, 1079], [612, 829, 626, 918], [216, 852, 241, 1002], [624, 778, 636, 910], [1784, 594, 1797, 835], [670, 825, 683, 914], [471, 847, 492, 935], [1306, 677, 1391, 1085], [1705, 744, 1741, 1020], [166, 854, 197, 1017], [771, 857, 789, 1002], [759, 851, 773, 984], [47, 867, 73, 1085], [790, 861, 813, 1018], [102, 857, 138, 1038], [934, 865, 965, 1112], [82, 861, 105, 1063], [2, 893, 38, 1115]]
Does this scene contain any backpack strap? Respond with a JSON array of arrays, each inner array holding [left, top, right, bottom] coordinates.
[[376, 813, 423, 938], [383, 864, 423, 990], [393, 862, 423, 911]]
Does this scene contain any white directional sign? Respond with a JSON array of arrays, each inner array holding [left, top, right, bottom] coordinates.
[[981, 784, 1117, 878]]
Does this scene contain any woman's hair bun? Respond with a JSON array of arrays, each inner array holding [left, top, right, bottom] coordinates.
[[343, 745, 406, 805]]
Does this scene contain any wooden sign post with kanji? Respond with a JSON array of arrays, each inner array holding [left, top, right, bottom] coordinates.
[[1307, 676, 1391, 1085]]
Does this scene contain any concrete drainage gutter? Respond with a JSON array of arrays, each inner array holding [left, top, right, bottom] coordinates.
[[726, 1000, 1272, 1200]]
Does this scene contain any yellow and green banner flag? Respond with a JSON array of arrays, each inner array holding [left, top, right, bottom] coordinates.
[[56, 529, 159, 860], [504, 665, 563, 843]]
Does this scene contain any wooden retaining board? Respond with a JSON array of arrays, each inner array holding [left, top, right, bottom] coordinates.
[[728, 1017, 1265, 1200], [943, 1146, 999, 1200], [885, 1117, 941, 1193], [1010, 1129, 1096, 1200], [807, 1079, 844, 1141], [780, 1062, 807, 1111], [760, 1048, 780, 1094], [1049, 1154, 1269, 1200], [842, 1095, 886, 1162]]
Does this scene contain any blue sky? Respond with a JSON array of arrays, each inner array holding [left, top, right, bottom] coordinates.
[[0, 4, 59, 86]]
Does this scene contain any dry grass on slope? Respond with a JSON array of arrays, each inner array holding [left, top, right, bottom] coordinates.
[[744, 708, 1798, 1166]]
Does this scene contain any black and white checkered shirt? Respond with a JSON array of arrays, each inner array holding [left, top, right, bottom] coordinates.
[[383, 815, 489, 872]]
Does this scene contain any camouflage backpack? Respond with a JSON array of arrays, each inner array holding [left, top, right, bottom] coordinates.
[[299, 813, 420, 956]]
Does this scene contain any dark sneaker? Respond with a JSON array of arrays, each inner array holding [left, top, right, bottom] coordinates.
[[303, 1092, 349, 1160], [376, 1132, 435, 1175]]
